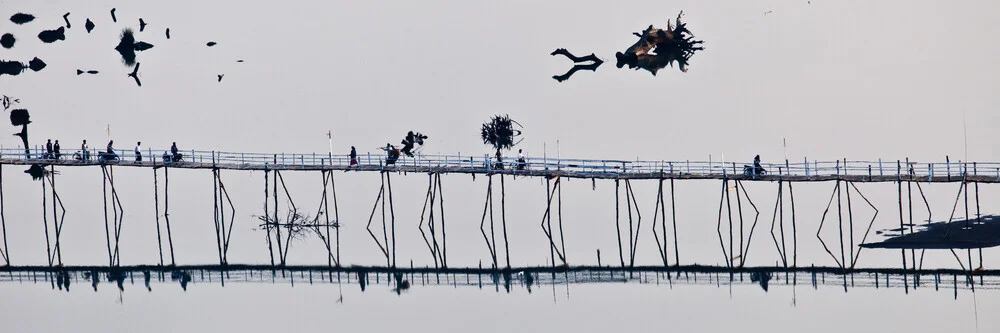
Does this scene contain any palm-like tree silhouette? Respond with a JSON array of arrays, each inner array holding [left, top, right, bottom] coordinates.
[[480, 114, 523, 157]]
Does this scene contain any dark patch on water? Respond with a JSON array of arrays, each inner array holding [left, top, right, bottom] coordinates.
[[10, 13, 34, 25], [37, 27, 66, 43], [85, 19, 95, 33], [25, 164, 45, 180], [1, 33, 15, 49], [750, 271, 772, 292], [550, 48, 603, 82], [115, 28, 154, 67], [28, 57, 46, 71], [128, 62, 142, 87], [615, 11, 704, 75], [862, 215, 1000, 249]]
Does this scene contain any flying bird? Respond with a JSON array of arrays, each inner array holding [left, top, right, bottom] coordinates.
[[110, 8, 117, 23], [10, 13, 34, 25], [217, 74, 224, 82], [62, 13, 71, 28], [128, 62, 141, 87], [76, 69, 99, 75], [85, 19, 95, 33], [165, 28, 170, 39], [139, 18, 147, 32], [206, 41, 217, 47]]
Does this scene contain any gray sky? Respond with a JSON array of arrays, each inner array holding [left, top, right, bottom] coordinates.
[[1, 0, 999, 331]]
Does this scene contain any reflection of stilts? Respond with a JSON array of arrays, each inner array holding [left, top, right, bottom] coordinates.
[[816, 179, 878, 270], [101, 165, 125, 267], [418, 173, 447, 268], [479, 174, 498, 269], [43, 166, 66, 267], [366, 171, 396, 267], [650, 177, 680, 267], [0, 165, 8, 266], [541, 176, 566, 268], [211, 167, 236, 265], [715, 179, 759, 268]]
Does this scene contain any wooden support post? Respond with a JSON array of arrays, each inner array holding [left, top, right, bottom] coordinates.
[[0, 164, 8, 266], [501, 175, 510, 268], [153, 168, 164, 266], [615, 179, 624, 267], [264, 169, 274, 266], [670, 178, 679, 267], [42, 168, 52, 267], [164, 165, 175, 265], [102, 165, 112, 266]]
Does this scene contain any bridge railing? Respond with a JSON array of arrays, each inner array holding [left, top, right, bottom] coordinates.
[[1, 147, 998, 180]]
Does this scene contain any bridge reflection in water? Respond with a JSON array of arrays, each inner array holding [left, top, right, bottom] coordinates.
[[4, 266, 998, 299]]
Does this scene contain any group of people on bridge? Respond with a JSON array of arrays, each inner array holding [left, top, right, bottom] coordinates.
[[40, 139, 184, 164]]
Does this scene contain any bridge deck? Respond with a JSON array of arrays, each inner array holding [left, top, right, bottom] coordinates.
[[3, 148, 998, 183]]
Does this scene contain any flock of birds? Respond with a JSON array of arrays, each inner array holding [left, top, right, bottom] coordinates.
[[1, 8, 239, 87]]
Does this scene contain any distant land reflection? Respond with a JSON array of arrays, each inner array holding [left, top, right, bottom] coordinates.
[[2, 266, 996, 300]]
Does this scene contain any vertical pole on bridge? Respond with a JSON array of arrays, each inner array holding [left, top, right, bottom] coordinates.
[[212, 168, 224, 265], [388, 172, 397, 268], [789, 182, 798, 268], [50, 166, 62, 266]]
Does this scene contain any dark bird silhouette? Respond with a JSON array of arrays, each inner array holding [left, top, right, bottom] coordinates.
[[217, 74, 224, 82], [10, 13, 34, 25], [165, 28, 170, 39], [110, 8, 117, 23], [0, 33, 14, 49], [236, 59, 244, 63], [37, 27, 66, 43], [62, 12, 71, 28], [206, 41, 217, 47], [128, 62, 141, 87], [77, 69, 99, 75], [85, 19, 95, 33], [134, 41, 153, 51], [139, 18, 147, 32]]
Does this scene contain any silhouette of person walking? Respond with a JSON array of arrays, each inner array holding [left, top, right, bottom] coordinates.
[[134, 141, 142, 162], [53, 140, 60, 159], [45, 139, 53, 159], [350, 146, 358, 166]]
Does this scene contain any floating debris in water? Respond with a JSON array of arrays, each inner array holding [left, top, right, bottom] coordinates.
[[128, 62, 142, 87], [37, 27, 66, 43], [0, 33, 14, 49], [85, 18, 95, 33], [25, 164, 46, 181], [615, 11, 704, 75], [206, 41, 217, 47], [550, 48, 603, 82], [115, 28, 154, 67], [28, 57, 46, 71], [10, 13, 35, 25], [9, 108, 30, 126], [62, 12, 71, 28]]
